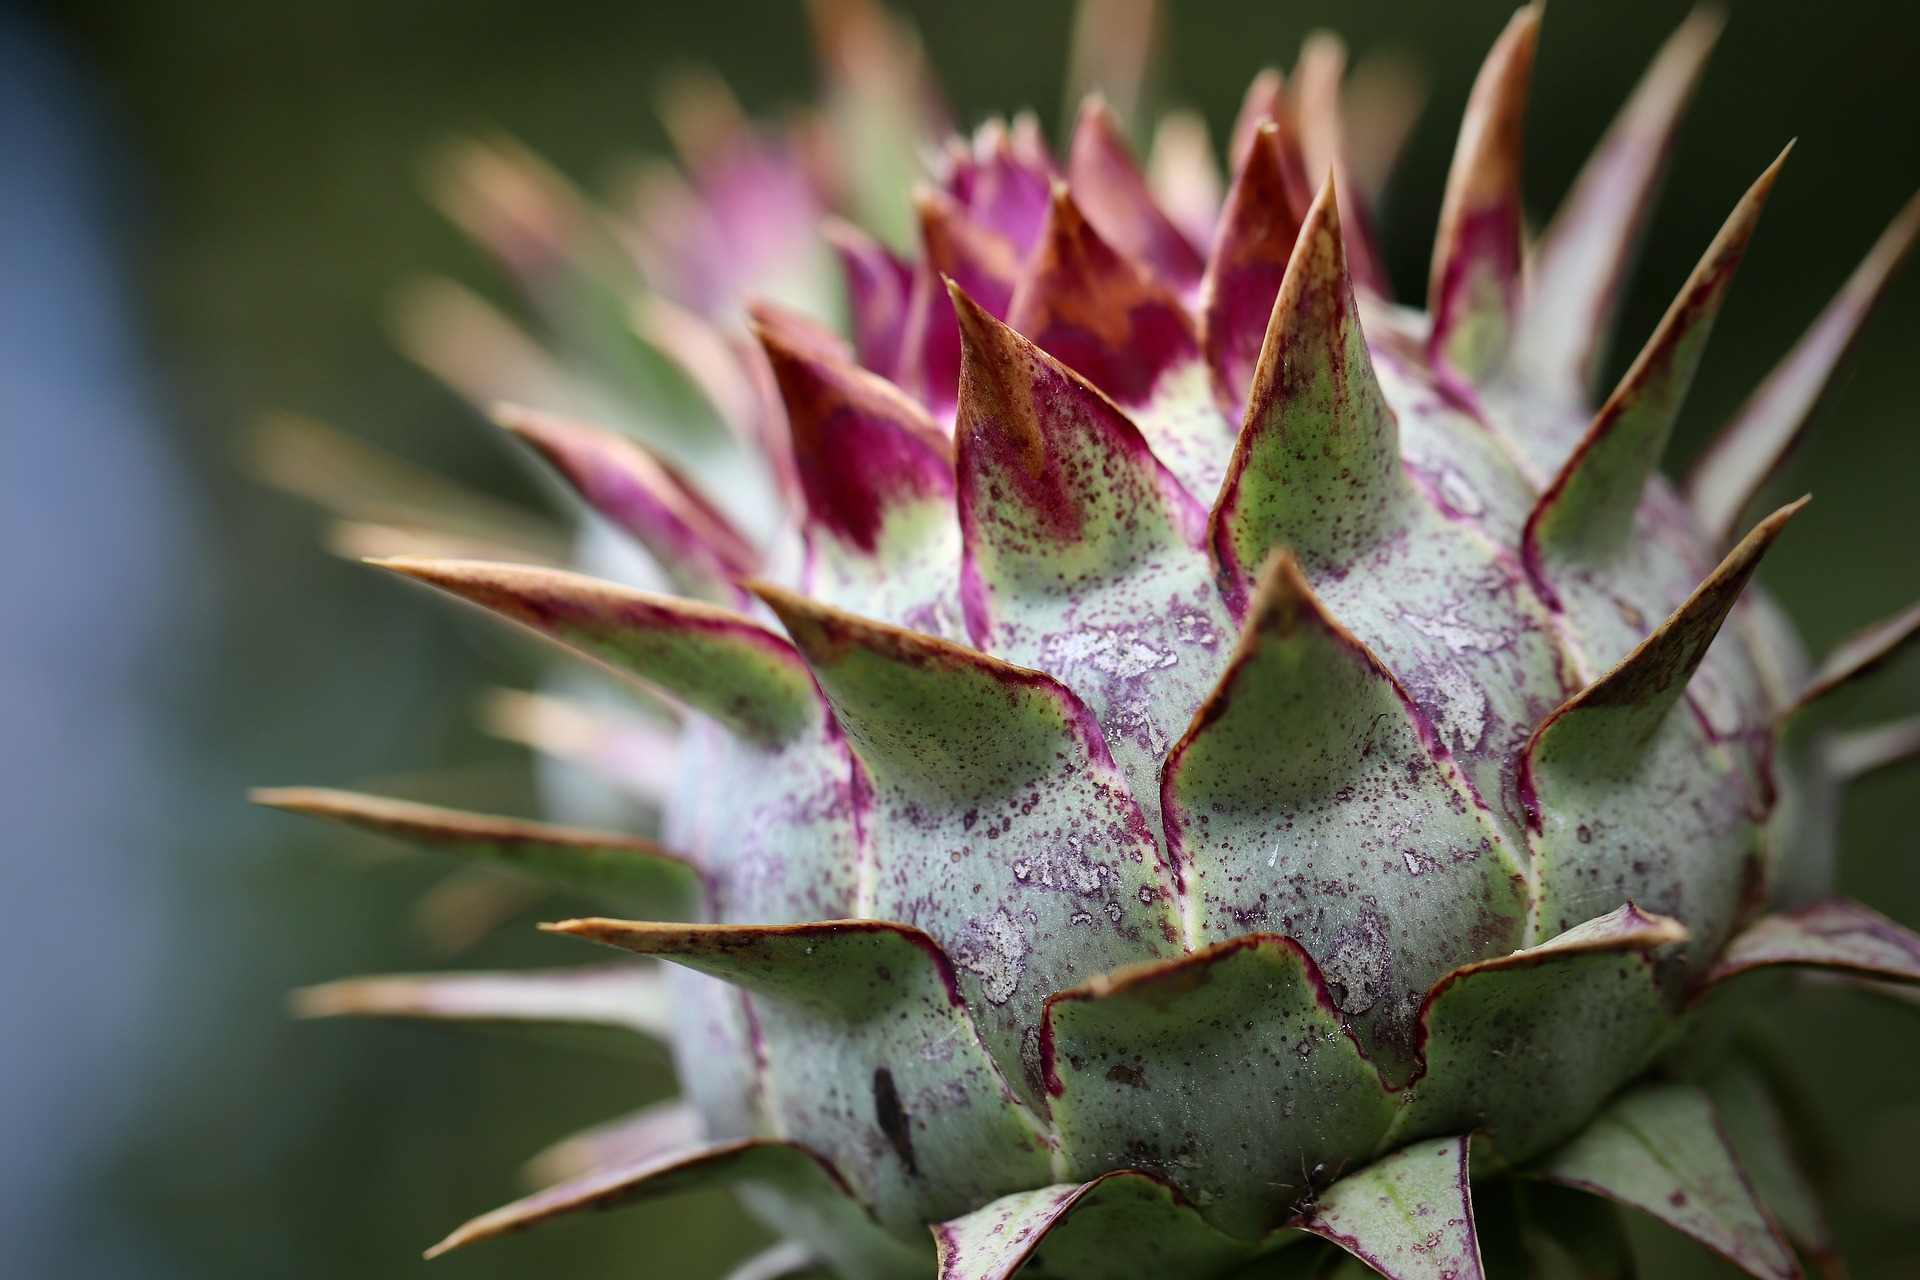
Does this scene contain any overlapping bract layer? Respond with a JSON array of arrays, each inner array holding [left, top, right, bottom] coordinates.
[[263, 4, 1920, 1278]]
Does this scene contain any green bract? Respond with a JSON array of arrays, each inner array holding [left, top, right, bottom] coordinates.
[[259, 3, 1920, 1277]]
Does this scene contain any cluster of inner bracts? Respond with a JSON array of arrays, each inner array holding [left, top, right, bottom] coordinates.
[[257, 4, 1920, 1279]]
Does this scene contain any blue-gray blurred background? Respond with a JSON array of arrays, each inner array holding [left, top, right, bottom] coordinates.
[[1, 1, 1916, 1276]]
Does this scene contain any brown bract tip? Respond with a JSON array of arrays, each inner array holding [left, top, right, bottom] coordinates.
[[1426, 4, 1541, 369], [1232, 547, 1406, 694], [1529, 146, 1793, 564], [1004, 182, 1198, 409], [754, 309, 948, 458], [745, 297, 851, 364], [1537, 902, 1693, 956], [916, 187, 1021, 313], [949, 280, 1046, 464], [540, 916, 631, 945], [1248, 547, 1316, 638], [287, 981, 366, 1020], [945, 274, 1011, 360], [1228, 68, 1286, 173], [1439, 5, 1540, 212], [1066, 94, 1207, 290], [1007, 181, 1150, 347], [490, 401, 759, 582], [1532, 497, 1807, 762], [752, 575, 952, 671], [255, 783, 516, 834], [1686, 181, 1919, 546], [1200, 118, 1310, 406]]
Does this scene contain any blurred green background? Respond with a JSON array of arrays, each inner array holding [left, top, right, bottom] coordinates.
[[8, 0, 1918, 1276]]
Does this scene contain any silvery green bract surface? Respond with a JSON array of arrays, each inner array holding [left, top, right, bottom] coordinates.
[[257, 3, 1920, 1277]]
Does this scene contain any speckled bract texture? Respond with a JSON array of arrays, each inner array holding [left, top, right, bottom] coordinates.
[[262, 4, 1920, 1278]]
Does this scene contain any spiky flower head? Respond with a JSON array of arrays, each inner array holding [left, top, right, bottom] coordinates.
[[257, 3, 1920, 1277]]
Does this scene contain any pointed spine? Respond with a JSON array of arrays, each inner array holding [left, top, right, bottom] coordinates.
[[1009, 111, 1059, 183], [722, 1241, 823, 1280], [653, 65, 750, 175], [1342, 51, 1429, 202], [497, 404, 756, 599], [1039, 932, 1395, 1236], [411, 865, 547, 954], [1227, 68, 1285, 175], [1520, 7, 1726, 395], [290, 964, 673, 1039], [805, 0, 948, 249], [745, 297, 851, 364], [392, 277, 583, 422], [750, 573, 1184, 1092], [917, 186, 1022, 318], [1065, 97, 1205, 292], [1037, 933, 1369, 1099], [547, 917, 966, 1018], [633, 295, 764, 437], [1508, 901, 1694, 958], [1291, 32, 1389, 296], [1704, 1063, 1839, 1276], [524, 1099, 704, 1188], [1171, 552, 1454, 831], [1428, 896, 1690, 968], [1006, 182, 1201, 411], [952, 282, 1205, 645], [251, 785, 703, 917], [1161, 549, 1530, 1065], [552, 911, 1057, 1231], [1393, 904, 1688, 1162], [1702, 898, 1920, 991], [317, 520, 561, 568], [1687, 188, 1920, 545], [1209, 175, 1400, 616], [755, 318, 955, 558], [1520, 499, 1806, 823], [1793, 599, 1920, 712], [935, 1182, 1115, 1280], [1199, 121, 1307, 412], [424, 1139, 853, 1259], [1427, 5, 1541, 380], [370, 557, 822, 746], [1524, 149, 1789, 579], [752, 578, 1118, 801], [430, 134, 582, 293]]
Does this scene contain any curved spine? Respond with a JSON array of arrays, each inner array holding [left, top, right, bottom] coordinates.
[[1210, 174, 1400, 615], [1427, 5, 1541, 381], [251, 785, 703, 918], [1065, 97, 1206, 294], [1687, 189, 1920, 546], [1524, 148, 1789, 581], [497, 403, 756, 600], [1199, 121, 1307, 414], [1516, 7, 1725, 396], [371, 557, 823, 746]]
